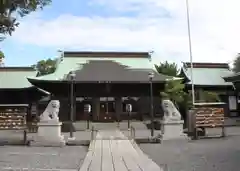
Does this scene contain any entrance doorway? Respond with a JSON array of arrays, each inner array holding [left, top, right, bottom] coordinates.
[[99, 101, 115, 122]]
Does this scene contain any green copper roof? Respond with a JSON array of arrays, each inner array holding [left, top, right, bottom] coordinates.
[[182, 66, 233, 86], [31, 55, 154, 81], [0, 67, 37, 88], [223, 72, 240, 82]]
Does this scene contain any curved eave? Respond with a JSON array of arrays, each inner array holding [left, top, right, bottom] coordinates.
[[223, 73, 240, 82], [179, 68, 191, 83], [0, 85, 43, 91], [28, 78, 167, 84], [27, 78, 68, 86], [36, 88, 50, 95]]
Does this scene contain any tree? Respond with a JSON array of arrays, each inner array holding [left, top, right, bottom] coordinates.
[[160, 80, 187, 109], [157, 61, 219, 107], [32, 58, 57, 76], [155, 61, 179, 76], [0, 0, 51, 36], [233, 53, 240, 73], [0, 50, 4, 58], [156, 61, 187, 108]]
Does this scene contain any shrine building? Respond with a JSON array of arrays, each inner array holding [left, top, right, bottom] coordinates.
[[27, 51, 174, 122]]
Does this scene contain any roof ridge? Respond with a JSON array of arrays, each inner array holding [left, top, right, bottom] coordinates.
[[63, 51, 150, 58], [183, 62, 229, 69]]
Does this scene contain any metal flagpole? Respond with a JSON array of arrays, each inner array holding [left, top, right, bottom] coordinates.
[[186, 0, 195, 105]]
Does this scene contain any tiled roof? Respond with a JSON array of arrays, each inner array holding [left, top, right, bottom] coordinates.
[[181, 62, 233, 86], [65, 60, 172, 82], [29, 51, 171, 82], [0, 67, 37, 88]]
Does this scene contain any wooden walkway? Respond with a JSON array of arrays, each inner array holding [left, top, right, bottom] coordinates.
[[80, 130, 163, 171]]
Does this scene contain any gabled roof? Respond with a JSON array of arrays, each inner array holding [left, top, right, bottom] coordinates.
[[0, 67, 38, 89], [180, 62, 233, 86], [29, 51, 173, 82], [64, 60, 172, 83]]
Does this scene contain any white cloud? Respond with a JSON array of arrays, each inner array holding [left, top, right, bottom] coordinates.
[[9, 0, 240, 65]]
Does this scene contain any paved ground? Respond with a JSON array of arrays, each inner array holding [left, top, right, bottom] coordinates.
[[1, 124, 240, 171], [81, 130, 162, 171], [0, 146, 88, 171], [140, 134, 240, 171], [74, 121, 148, 131], [0, 130, 93, 144]]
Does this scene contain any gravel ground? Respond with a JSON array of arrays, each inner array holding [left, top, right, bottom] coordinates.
[[140, 135, 240, 171], [0, 146, 88, 171], [0, 130, 93, 143]]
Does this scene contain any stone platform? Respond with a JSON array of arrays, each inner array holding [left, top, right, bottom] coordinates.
[[30, 121, 66, 147], [160, 120, 188, 142]]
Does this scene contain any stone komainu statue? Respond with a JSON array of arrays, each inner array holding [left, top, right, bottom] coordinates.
[[161, 99, 181, 121], [40, 100, 60, 122]]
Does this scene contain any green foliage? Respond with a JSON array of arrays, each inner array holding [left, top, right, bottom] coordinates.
[[32, 58, 57, 76], [233, 53, 240, 73], [156, 61, 187, 108], [181, 92, 193, 108], [200, 90, 220, 103], [0, 50, 4, 58], [160, 92, 169, 99], [161, 80, 187, 104], [157, 61, 221, 108], [155, 61, 179, 76], [0, 0, 51, 36]]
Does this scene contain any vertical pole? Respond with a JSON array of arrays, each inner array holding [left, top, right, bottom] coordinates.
[[106, 83, 109, 121], [128, 110, 130, 129], [117, 108, 120, 128], [186, 0, 195, 105], [70, 78, 74, 138], [116, 96, 121, 128], [91, 126, 94, 140], [150, 78, 154, 137], [87, 105, 90, 129]]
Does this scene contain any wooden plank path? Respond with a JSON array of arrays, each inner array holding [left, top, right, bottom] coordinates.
[[79, 130, 163, 171]]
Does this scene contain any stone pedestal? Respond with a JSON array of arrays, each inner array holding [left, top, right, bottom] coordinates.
[[30, 120, 66, 147], [160, 120, 188, 141]]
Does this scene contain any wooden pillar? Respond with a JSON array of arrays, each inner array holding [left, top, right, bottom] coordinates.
[[92, 97, 100, 121], [115, 96, 122, 121], [58, 97, 69, 121], [73, 94, 76, 121]]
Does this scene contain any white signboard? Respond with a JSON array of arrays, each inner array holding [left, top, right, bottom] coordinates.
[[229, 96, 237, 110], [84, 104, 91, 113], [126, 104, 132, 112], [31, 103, 37, 115]]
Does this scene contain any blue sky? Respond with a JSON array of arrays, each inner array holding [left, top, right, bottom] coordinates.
[[1, 0, 239, 66], [2, 0, 114, 66]]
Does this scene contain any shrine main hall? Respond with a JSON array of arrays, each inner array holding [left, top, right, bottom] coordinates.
[[27, 51, 174, 122]]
